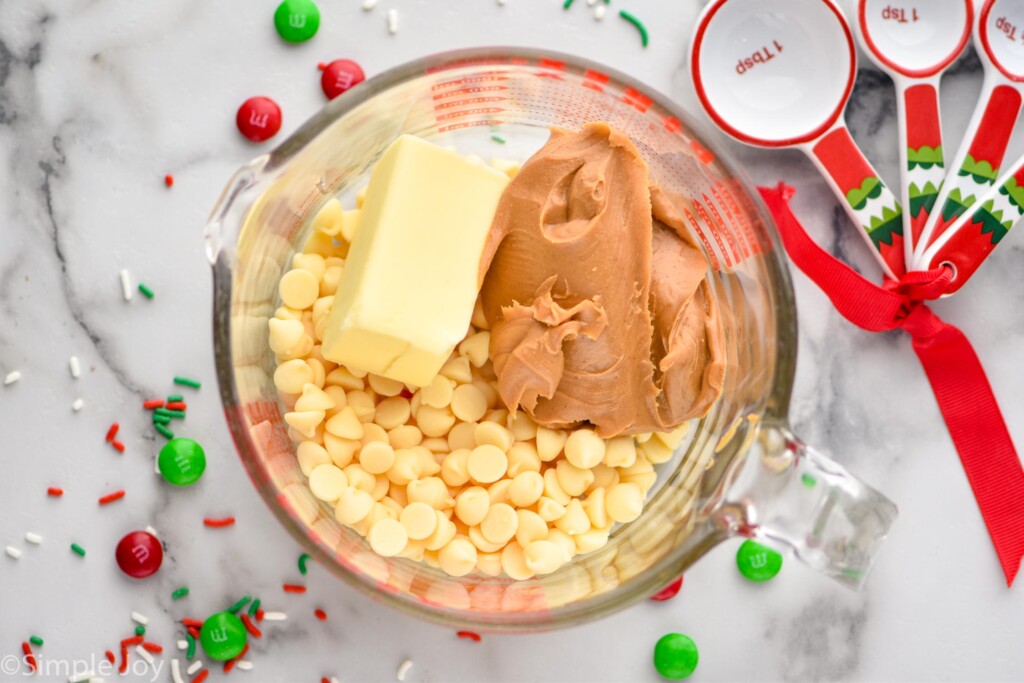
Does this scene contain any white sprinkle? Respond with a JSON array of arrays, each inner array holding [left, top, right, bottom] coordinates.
[[387, 8, 398, 34], [187, 661, 203, 675], [89, 678, 105, 683], [120, 269, 132, 301], [170, 660, 185, 683], [69, 355, 81, 378], [145, 525, 158, 537], [4, 371, 21, 386], [361, 0, 378, 9], [497, 0, 506, 5], [72, 398, 84, 412], [586, 0, 597, 4], [68, 671, 94, 683], [330, 678, 340, 683], [135, 644, 154, 665], [176, 640, 188, 651], [396, 659, 413, 681], [236, 661, 253, 671], [154, 456, 161, 474], [131, 610, 149, 625], [25, 532, 42, 544], [261, 611, 288, 621], [5, 545, 22, 559], [594, 4, 606, 19]]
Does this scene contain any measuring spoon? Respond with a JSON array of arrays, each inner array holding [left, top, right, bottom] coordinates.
[[691, 0, 905, 280], [854, 0, 973, 265], [913, 0, 1024, 265]]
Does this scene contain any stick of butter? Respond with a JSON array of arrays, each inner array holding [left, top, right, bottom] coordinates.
[[321, 135, 509, 387]]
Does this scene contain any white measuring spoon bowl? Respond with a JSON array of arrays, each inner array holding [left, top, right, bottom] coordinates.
[[691, 0, 905, 279], [855, 0, 973, 266], [913, 0, 1024, 267]]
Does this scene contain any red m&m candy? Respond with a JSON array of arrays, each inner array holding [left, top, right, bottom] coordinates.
[[236, 96, 282, 143], [321, 59, 365, 100], [650, 575, 683, 602], [116, 530, 163, 579]]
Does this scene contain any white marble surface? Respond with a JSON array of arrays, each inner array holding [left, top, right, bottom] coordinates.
[[2, 0, 1023, 681]]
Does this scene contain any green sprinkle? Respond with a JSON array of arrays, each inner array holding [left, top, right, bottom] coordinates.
[[491, 134, 506, 144], [173, 376, 202, 389], [186, 633, 196, 660], [227, 595, 252, 614], [154, 423, 174, 440], [135, 625, 146, 636], [29, 636, 43, 647], [152, 414, 171, 425], [563, 0, 574, 8], [801, 473, 817, 489], [70, 543, 86, 557], [298, 552, 312, 575], [167, 394, 184, 403], [155, 408, 186, 419], [137, 283, 155, 299], [248, 598, 261, 617], [618, 9, 649, 47], [172, 586, 190, 600]]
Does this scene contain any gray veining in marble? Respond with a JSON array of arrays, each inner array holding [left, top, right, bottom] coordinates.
[[2, 0, 1023, 681]]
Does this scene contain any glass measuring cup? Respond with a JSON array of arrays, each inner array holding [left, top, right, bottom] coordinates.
[[205, 47, 897, 631]]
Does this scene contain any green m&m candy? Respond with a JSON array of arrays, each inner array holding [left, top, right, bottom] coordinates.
[[736, 539, 782, 582], [158, 438, 206, 486], [274, 0, 320, 43], [199, 611, 247, 661], [653, 633, 699, 680]]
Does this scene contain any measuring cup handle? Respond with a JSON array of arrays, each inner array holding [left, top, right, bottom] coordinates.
[[900, 82, 945, 252], [807, 126, 905, 280], [714, 423, 898, 589], [914, 82, 1023, 259], [920, 163, 1024, 294]]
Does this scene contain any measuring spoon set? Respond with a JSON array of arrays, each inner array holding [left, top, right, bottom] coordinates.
[[691, 0, 1024, 294]]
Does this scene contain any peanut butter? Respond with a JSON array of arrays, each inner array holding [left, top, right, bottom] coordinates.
[[478, 122, 725, 437]]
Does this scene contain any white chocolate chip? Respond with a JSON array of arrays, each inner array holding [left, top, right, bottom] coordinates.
[[564, 428, 606, 469], [606, 482, 644, 523], [279, 269, 320, 310], [309, 463, 348, 503], [458, 331, 490, 367], [467, 444, 507, 484], [400, 502, 439, 540], [536, 427, 568, 462], [500, 541, 534, 580], [368, 518, 408, 557], [555, 459, 595, 497], [480, 503, 518, 545], [359, 441, 396, 474], [524, 540, 565, 574], [450, 384, 488, 422], [313, 198, 344, 236], [514, 508, 548, 547], [438, 537, 477, 577], [454, 486, 490, 526], [474, 422, 514, 452], [335, 487, 374, 524], [603, 436, 637, 468], [326, 406, 365, 440], [508, 471, 544, 507]]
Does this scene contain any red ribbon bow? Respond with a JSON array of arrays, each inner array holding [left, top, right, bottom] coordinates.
[[759, 183, 1024, 586]]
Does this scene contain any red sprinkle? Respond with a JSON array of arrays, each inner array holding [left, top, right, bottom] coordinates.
[[166, 401, 187, 411], [317, 62, 327, 70], [314, 608, 327, 621], [255, 608, 265, 622], [187, 626, 201, 640], [22, 642, 37, 672], [120, 636, 144, 648], [164, 174, 174, 187], [111, 440, 126, 453], [193, 670, 210, 683], [650, 575, 684, 602], [240, 613, 262, 638], [142, 641, 163, 654], [105, 650, 116, 665], [105, 422, 120, 442], [181, 618, 204, 629], [400, 388, 414, 399], [282, 583, 307, 594], [98, 490, 126, 505], [224, 644, 249, 673], [456, 630, 482, 642], [119, 646, 129, 674], [47, 486, 64, 497], [322, 678, 330, 683], [143, 399, 165, 410], [204, 516, 236, 528]]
